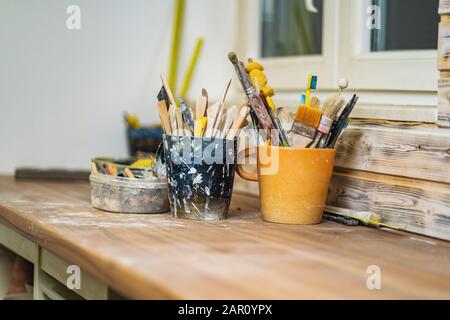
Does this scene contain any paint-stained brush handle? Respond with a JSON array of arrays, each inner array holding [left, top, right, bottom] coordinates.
[[160, 73, 178, 109], [157, 86, 171, 110], [179, 97, 195, 132]]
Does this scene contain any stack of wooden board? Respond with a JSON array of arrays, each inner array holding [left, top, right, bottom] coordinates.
[[438, 0, 450, 127], [234, 119, 450, 241]]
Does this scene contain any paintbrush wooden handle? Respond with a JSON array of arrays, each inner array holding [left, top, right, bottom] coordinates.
[[196, 95, 207, 119], [212, 103, 224, 137], [175, 108, 184, 135], [205, 103, 219, 138], [169, 104, 178, 135], [221, 78, 232, 104], [160, 73, 178, 109], [220, 105, 237, 138], [157, 101, 172, 135], [226, 106, 249, 140]]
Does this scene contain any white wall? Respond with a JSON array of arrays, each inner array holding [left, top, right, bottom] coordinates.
[[0, 0, 239, 174]]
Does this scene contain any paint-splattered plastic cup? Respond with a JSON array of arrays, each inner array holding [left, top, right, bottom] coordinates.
[[162, 135, 237, 221]]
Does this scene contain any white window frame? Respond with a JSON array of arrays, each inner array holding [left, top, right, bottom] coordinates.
[[340, 0, 438, 92], [237, 0, 339, 89], [235, 0, 439, 122]]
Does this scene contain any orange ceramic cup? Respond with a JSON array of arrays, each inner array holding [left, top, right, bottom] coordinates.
[[237, 145, 336, 225]]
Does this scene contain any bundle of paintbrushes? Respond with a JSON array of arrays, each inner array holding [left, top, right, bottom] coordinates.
[[228, 52, 290, 147], [156, 73, 250, 141], [227, 52, 359, 149], [288, 76, 359, 149]]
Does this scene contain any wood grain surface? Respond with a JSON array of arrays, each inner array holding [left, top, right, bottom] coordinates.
[[334, 120, 450, 183], [0, 176, 450, 299], [438, 78, 450, 128], [327, 169, 450, 240]]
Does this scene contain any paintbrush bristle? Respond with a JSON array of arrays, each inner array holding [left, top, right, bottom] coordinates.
[[310, 96, 320, 109], [295, 105, 322, 128], [322, 96, 345, 120], [228, 52, 238, 64]]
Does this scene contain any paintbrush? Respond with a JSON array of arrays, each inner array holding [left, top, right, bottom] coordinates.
[[276, 107, 294, 132], [212, 79, 232, 137], [310, 96, 320, 109], [160, 73, 178, 108], [305, 75, 317, 107], [247, 58, 289, 147], [228, 52, 280, 146], [194, 91, 208, 137], [157, 100, 172, 134], [219, 105, 238, 138], [309, 96, 345, 148], [204, 102, 220, 138], [202, 88, 208, 110], [314, 78, 350, 148], [290, 102, 322, 148], [175, 107, 185, 136], [196, 90, 207, 119], [194, 117, 207, 137], [226, 106, 250, 140], [259, 92, 290, 147], [157, 86, 171, 110], [326, 95, 358, 148], [169, 104, 178, 135], [289, 75, 322, 147], [179, 97, 194, 133]]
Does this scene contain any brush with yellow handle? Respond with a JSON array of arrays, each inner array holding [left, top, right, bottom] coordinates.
[[289, 75, 322, 148], [246, 58, 290, 147], [193, 89, 208, 137]]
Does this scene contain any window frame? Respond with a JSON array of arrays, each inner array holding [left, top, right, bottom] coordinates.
[[237, 0, 339, 89], [339, 0, 438, 92], [235, 0, 439, 120]]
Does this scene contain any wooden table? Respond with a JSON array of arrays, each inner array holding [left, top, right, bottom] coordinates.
[[0, 176, 449, 299]]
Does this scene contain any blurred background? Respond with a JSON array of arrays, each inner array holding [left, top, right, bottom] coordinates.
[[0, 0, 440, 174]]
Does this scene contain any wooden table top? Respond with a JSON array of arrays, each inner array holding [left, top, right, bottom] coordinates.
[[0, 176, 449, 299]]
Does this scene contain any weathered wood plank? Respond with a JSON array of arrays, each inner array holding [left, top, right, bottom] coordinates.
[[326, 169, 450, 240], [438, 77, 450, 127], [234, 169, 450, 241], [334, 120, 450, 183]]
